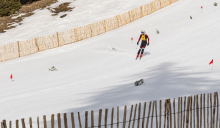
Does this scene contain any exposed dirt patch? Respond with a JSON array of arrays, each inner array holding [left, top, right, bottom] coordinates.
[[0, 0, 58, 34], [48, 2, 74, 17], [19, 0, 58, 13], [60, 14, 67, 18], [0, 12, 34, 33]]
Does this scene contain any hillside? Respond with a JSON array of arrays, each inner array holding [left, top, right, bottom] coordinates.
[[0, 0, 220, 128], [0, 0, 152, 45]]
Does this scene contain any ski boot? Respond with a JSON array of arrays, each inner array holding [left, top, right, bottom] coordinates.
[[136, 54, 139, 60], [139, 54, 143, 60]]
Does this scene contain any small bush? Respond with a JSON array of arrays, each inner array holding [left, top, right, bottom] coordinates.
[[214, 2, 218, 6], [0, 0, 21, 17]]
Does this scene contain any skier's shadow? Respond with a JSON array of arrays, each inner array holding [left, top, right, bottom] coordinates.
[[143, 52, 150, 56]]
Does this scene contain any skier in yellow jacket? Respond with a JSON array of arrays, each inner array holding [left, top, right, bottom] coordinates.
[[136, 30, 149, 60]]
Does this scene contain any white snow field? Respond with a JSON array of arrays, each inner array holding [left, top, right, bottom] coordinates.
[[1, 0, 220, 127], [0, 0, 153, 45]]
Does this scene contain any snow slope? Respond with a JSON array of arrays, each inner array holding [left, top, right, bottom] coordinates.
[[1, 0, 220, 127], [0, 0, 153, 45]]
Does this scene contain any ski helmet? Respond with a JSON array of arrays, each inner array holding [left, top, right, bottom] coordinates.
[[141, 30, 145, 34]]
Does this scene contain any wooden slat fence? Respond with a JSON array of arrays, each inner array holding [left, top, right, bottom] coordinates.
[[1, 92, 219, 128], [0, 0, 179, 62]]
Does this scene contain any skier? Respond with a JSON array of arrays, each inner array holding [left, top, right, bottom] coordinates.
[[136, 30, 149, 60]]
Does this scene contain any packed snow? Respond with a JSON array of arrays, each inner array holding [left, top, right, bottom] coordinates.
[[0, 0, 220, 128], [0, 0, 153, 45]]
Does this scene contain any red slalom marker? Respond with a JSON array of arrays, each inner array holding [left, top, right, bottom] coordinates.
[[209, 59, 214, 70], [10, 74, 13, 79], [201, 6, 203, 9], [209, 59, 213, 65], [131, 37, 133, 41]]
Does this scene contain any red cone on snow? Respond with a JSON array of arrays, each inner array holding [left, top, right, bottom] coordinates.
[[209, 59, 213, 65], [201, 6, 203, 9], [131, 37, 133, 41], [10, 74, 13, 79]]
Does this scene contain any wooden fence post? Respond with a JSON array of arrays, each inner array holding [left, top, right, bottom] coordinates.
[[74, 28, 78, 42], [142, 102, 146, 128], [204, 94, 206, 128], [170, 99, 172, 128], [98, 109, 102, 128], [21, 118, 25, 128], [181, 97, 182, 128], [35, 38, 40, 52], [133, 104, 138, 128], [43, 115, 47, 128], [211, 93, 213, 128], [71, 113, 75, 128], [122, 106, 127, 128], [91, 111, 94, 128], [184, 97, 186, 128], [200, 94, 202, 128], [89, 24, 93, 37], [16, 120, 19, 128], [173, 98, 176, 128], [215, 92, 218, 128], [178, 98, 180, 128], [160, 100, 162, 128], [85, 111, 88, 128], [116, 15, 120, 28], [137, 103, 141, 128], [103, 20, 107, 32], [196, 95, 199, 128], [213, 92, 217, 128], [151, 101, 155, 128], [186, 97, 190, 128], [146, 101, 152, 128], [29, 117, 32, 128], [155, 101, 159, 128], [207, 93, 209, 128], [9, 121, 11, 128], [2, 120, 7, 128], [193, 95, 195, 128], [165, 99, 171, 128], [1, 122, 3, 128], [190, 96, 193, 128], [57, 113, 61, 128], [56, 32, 60, 47], [51, 114, 54, 128], [37, 117, 40, 128], [111, 108, 114, 128], [117, 106, 119, 128], [78, 112, 82, 128], [128, 105, 133, 128], [64, 113, 68, 128], [164, 99, 167, 128], [105, 109, 108, 128], [17, 41, 20, 57]]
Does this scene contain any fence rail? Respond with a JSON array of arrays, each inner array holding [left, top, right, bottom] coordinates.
[[0, 0, 178, 62], [0, 92, 219, 128]]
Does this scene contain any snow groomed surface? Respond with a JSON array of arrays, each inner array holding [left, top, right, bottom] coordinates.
[[0, 0, 220, 128], [0, 0, 174, 62]]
